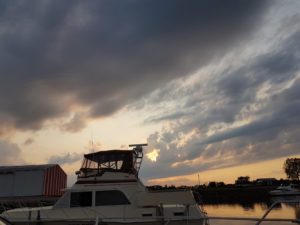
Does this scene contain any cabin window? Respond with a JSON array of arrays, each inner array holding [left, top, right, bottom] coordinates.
[[95, 190, 130, 206], [70, 192, 92, 207], [174, 212, 185, 216]]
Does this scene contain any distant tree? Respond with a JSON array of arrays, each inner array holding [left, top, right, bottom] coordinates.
[[284, 158, 300, 180], [235, 176, 250, 186], [208, 181, 216, 188], [217, 182, 225, 187]]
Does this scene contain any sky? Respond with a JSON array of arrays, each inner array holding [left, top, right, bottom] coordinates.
[[0, 0, 300, 186]]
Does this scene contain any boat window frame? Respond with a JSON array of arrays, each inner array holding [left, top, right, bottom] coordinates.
[[78, 150, 138, 178]]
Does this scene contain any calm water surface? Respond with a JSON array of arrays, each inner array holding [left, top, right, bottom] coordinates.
[[203, 196, 300, 225]]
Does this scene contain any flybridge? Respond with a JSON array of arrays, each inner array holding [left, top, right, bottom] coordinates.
[[77, 144, 147, 178]]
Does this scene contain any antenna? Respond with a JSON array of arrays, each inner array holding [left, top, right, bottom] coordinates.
[[90, 130, 94, 152], [129, 143, 148, 152]]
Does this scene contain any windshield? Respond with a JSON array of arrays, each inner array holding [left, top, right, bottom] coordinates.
[[78, 150, 138, 177]]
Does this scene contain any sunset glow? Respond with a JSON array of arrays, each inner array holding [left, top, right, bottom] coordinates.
[[146, 149, 160, 162]]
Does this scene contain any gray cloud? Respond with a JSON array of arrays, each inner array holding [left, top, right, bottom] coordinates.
[[0, 0, 270, 133], [139, 12, 300, 180], [48, 152, 82, 165], [61, 113, 87, 133], [0, 140, 24, 165], [24, 138, 34, 145]]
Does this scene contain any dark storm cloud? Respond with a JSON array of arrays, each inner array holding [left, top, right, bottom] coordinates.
[[0, 0, 270, 133], [140, 14, 300, 180]]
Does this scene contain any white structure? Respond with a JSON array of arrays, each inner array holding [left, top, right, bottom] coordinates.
[[0, 164, 66, 197], [269, 184, 300, 196], [1, 144, 208, 225]]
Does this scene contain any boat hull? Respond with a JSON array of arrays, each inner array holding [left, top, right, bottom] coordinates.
[[269, 191, 300, 196], [10, 219, 206, 225]]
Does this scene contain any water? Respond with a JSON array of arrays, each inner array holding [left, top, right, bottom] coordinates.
[[203, 196, 300, 225]]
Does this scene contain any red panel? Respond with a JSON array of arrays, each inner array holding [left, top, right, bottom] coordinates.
[[54, 166, 57, 196], [50, 166, 53, 195], [59, 168, 62, 195], [43, 168, 49, 195], [51, 166, 54, 195], [51, 166, 55, 195], [60, 168, 64, 195], [57, 168, 60, 196], [55, 165, 59, 196], [43, 165, 67, 196]]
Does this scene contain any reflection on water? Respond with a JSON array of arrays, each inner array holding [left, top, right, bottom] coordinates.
[[296, 204, 300, 220], [203, 196, 300, 225]]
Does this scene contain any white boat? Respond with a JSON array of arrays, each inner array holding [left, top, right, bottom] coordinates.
[[1, 144, 208, 225], [269, 184, 300, 196], [0, 216, 12, 225]]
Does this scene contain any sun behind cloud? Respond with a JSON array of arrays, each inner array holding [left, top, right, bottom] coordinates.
[[146, 149, 160, 162]]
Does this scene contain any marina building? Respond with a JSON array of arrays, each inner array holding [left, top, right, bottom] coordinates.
[[0, 164, 67, 211], [0, 164, 66, 197]]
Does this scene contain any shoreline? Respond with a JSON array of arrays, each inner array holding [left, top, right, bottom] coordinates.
[[196, 186, 275, 205]]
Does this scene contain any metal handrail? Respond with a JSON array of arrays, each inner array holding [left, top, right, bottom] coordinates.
[[256, 199, 300, 225]]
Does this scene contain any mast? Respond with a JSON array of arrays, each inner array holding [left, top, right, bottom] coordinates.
[[129, 144, 147, 175]]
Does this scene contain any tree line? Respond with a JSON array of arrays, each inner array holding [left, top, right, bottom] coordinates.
[[284, 158, 300, 181], [148, 158, 300, 190]]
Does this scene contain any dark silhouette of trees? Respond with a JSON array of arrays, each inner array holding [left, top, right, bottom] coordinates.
[[284, 158, 300, 180], [208, 181, 216, 187], [235, 176, 250, 185]]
